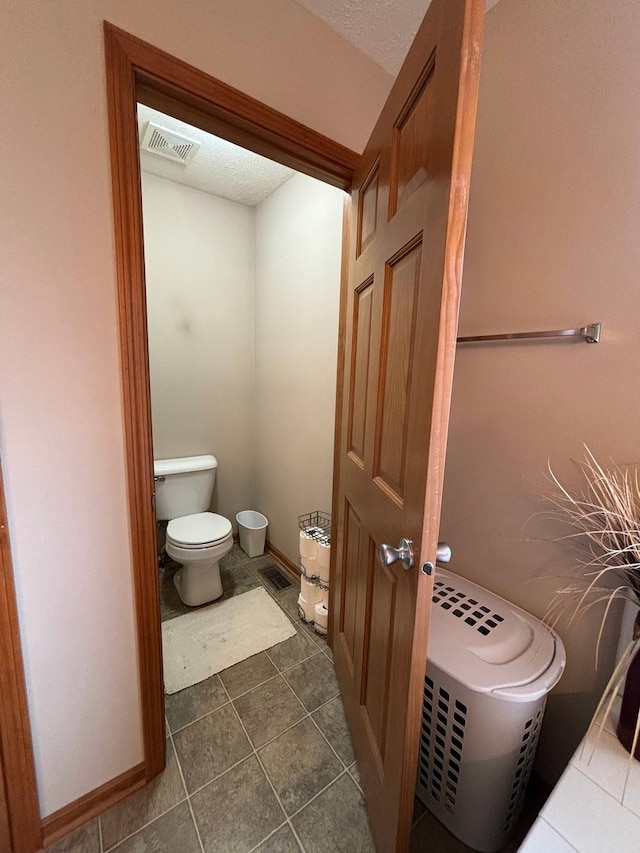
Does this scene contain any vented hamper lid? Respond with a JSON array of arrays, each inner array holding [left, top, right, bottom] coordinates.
[[428, 569, 565, 701]]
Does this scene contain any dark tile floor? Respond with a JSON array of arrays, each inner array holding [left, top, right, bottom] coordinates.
[[44, 545, 541, 853]]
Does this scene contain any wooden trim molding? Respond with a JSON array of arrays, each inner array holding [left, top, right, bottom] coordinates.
[[106, 24, 357, 190], [103, 20, 356, 792], [327, 194, 352, 650], [104, 23, 167, 783], [0, 757, 11, 853], [40, 763, 145, 848], [0, 458, 42, 853]]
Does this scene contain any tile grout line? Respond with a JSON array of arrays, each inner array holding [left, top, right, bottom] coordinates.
[[307, 708, 345, 769], [570, 761, 640, 807], [168, 695, 232, 735], [348, 763, 364, 795], [233, 662, 345, 851], [101, 727, 192, 853], [232, 572, 348, 788], [266, 583, 363, 813], [219, 677, 308, 853], [184, 749, 261, 800], [285, 818, 307, 853], [235, 693, 307, 751], [180, 683, 348, 802], [245, 820, 291, 853], [278, 669, 347, 770], [266, 583, 343, 772], [284, 769, 375, 852], [102, 798, 190, 852], [264, 641, 322, 672], [412, 807, 429, 831], [168, 647, 327, 736], [252, 747, 308, 853], [167, 723, 206, 853], [538, 817, 580, 851], [286, 769, 350, 822], [98, 809, 104, 853]]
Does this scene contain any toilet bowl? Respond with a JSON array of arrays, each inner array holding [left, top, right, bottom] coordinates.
[[165, 511, 233, 606]]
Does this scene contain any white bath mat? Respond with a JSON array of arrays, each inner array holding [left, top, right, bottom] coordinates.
[[162, 586, 296, 694]]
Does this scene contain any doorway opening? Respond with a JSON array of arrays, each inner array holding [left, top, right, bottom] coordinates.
[[138, 100, 344, 681]]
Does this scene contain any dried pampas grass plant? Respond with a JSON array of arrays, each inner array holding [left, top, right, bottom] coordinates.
[[543, 445, 640, 776], [543, 445, 640, 655]]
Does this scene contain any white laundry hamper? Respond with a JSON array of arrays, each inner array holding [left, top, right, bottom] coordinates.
[[416, 569, 566, 853]]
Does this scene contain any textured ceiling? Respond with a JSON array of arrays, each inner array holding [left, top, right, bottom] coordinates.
[[137, 105, 295, 206], [139, 2, 504, 200], [296, 0, 430, 75], [296, 0, 504, 75]]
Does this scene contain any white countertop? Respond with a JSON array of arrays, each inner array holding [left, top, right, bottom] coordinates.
[[519, 695, 640, 852]]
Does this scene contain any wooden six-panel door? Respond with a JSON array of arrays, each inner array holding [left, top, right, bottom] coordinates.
[[331, 1, 484, 850]]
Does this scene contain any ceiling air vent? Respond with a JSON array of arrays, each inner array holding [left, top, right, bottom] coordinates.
[[141, 122, 200, 165]]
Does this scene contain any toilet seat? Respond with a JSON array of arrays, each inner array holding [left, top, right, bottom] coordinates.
[[166, 512, 232, 549]]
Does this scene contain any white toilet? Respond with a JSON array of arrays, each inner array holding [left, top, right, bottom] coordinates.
[[154, 454, 233, 606]]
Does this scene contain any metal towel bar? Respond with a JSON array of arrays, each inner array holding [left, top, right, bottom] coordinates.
[[457, 322, 601, 345]]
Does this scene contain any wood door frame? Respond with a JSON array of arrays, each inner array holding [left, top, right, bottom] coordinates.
[[0, 456, 42, 853], [104, 22, 357, 782]]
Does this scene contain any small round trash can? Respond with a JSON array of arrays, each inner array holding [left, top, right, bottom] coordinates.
[[236, 511, 268, 557]]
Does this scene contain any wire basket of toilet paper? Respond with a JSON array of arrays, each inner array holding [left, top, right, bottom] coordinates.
[[297, 512, 331, 636]]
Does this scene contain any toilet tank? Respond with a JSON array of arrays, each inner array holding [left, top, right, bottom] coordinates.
[[153, 455, 217, 520]]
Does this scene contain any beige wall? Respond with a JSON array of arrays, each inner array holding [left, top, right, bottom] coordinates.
[[439, 0, 640, 783], [255, 174, 344, 564], [142, 173, 256, 523], [0, 0, 391, 817]]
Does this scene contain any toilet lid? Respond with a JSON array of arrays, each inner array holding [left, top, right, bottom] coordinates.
[[166, 512, 232, 547]]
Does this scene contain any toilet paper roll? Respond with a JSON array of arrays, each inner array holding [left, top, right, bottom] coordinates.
[[317, 541, 331, 568], [299, 531, 319, 559], [301, 576, 322, 605], [314, 603, 329, 635], [319, 558, 330, 585], [298, 593, 316, 623], [301, 555, 319, 578], [322, 587, 329, 608]]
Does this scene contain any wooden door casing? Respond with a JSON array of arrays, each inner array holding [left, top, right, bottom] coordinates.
[[331, 1, 484, 850], [0, 457, 41, 853], [0, 757, 10, 853], [104, 20, 358, 788]]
